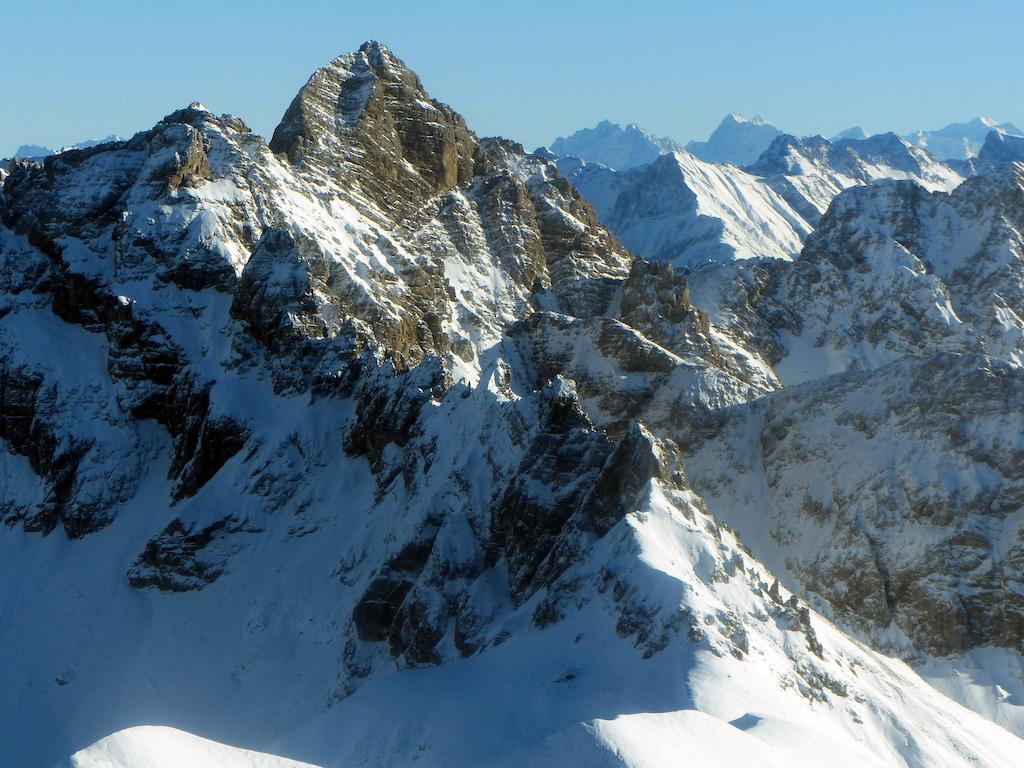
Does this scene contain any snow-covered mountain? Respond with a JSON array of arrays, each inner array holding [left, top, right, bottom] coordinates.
[[558, 150, 810, 267], [556, 132, 961, 267], [831, 126, 869, 141], [685, 113, 783, 166], [904, 117, 1024, 161], [972, 131, 1024, 175], [5, 40, 1024, 768], [546, 120, 682, 170], [748, 132, 963, 224]]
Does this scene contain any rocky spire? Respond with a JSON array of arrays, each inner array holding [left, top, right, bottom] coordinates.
[[270, 40, 481, 218]]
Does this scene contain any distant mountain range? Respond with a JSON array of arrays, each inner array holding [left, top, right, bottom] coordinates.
[[545, 115, 1024, 173], [12, 134, 123, 159], [548, 120, 682, 171], [542, 113, 1024, 270], [904, 117, 1024, 160], [551, 128, 963, 269]]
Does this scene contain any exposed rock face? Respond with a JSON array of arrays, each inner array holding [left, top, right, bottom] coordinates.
[[683, 353, 1024, 657], [0, 42, 640, 678], [668, 165, 1024, 662], [490, 379, 616, 598], [271, 41, 480, 217], [127, 516, 251, 591], [684, 164, 1024, 387]]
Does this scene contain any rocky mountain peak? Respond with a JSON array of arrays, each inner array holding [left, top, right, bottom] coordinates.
[[724, 112, 768, 126], [357, 39, 395, 68], [270, 42, 480, 216], [746, 133, 832, 175], [830, 132, 927, 173]]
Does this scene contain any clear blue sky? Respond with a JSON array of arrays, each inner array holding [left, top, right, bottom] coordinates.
[[3, 0, 1023, 157]]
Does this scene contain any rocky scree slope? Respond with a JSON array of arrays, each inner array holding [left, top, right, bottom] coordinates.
[[2, 41, 1024, 767]]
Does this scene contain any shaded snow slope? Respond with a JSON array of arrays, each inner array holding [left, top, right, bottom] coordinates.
[[974, 132, 1024, 174], [43, 478, 1024, 768]]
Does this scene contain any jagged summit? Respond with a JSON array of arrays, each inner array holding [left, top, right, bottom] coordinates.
[[833, 131, 933, 168], [725, 112, 769, 126], [357, 38, 393, 64], [270, 40, 480, 216], [546, 120, 681, 171], [685, 112, 783, 166], [745, 130, 962, 224]]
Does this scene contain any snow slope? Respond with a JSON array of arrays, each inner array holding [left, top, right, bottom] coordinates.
[[41, 476, 1024, 768], [562, 150, 810, 267], [59, 727, 320, 768]]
